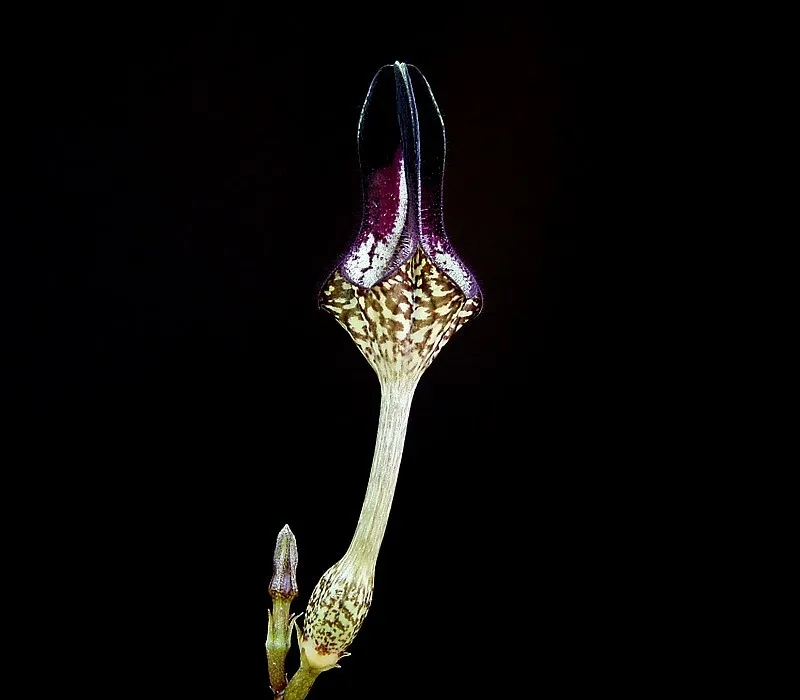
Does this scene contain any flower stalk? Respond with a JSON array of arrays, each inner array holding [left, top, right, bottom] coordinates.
[[283, 662, 321, 700]]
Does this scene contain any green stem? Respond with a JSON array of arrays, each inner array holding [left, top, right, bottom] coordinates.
[[284, 664, 322, 700], [266, 602, 292, 695]]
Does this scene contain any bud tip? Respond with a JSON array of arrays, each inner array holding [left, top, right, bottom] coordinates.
[[269, 524, 299, 600]]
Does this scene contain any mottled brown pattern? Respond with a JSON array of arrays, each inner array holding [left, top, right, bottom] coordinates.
[[302, 560, 374, 656], [320, 246, 481, 381]]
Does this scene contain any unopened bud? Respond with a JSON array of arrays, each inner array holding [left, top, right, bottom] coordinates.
[[269, 524, 298, 602]]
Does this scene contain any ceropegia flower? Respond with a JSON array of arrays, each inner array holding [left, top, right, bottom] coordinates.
[[294, 62, 482, 682]]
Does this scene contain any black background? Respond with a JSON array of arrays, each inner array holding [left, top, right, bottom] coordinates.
[[8, 4, 666, 698]]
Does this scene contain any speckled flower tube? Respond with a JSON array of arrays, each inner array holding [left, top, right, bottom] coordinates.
[[288, 61, 481, 696]]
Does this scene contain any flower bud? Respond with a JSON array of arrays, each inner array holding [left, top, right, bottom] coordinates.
[[269, 524, 298, 602]]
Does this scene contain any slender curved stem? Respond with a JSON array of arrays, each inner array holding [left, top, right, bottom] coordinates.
[[344, 377, 419, 570], [288, 377, 420, 698]]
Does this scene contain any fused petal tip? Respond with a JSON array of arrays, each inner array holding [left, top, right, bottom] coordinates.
[[320, 62, 482, 381], [332, 61, 481, 302]]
